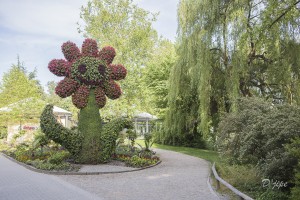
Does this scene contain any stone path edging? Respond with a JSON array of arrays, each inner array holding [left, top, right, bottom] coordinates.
[[0, 152, 161, 175]]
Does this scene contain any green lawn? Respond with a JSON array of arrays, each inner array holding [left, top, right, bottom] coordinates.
[[135, 139, 219, 163]]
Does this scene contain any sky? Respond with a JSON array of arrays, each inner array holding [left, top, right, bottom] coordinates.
[[0, 0, 179, 91]]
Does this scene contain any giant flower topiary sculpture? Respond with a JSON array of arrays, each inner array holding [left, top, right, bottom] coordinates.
[[40, 38, 132, 164]]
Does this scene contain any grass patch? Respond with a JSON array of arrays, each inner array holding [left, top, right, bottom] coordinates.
[[136, 139, 219, 163]]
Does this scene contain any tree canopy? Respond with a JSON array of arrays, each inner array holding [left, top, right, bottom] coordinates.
[[163, 0, 300, 146], [79, 0, 159, 118], [142, 39, 177, 118], [0, 64, 42, 107], [0, 62, 44, 125]]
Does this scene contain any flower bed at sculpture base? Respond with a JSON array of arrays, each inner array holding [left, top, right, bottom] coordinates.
[[0, 141, 160, 172], [113, 145, 159, 168]]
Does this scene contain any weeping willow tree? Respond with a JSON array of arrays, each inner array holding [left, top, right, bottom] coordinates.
[[163, 0, 300, 147]]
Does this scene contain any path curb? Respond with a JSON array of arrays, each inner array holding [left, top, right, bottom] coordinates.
[[0, 152, 161, 175]]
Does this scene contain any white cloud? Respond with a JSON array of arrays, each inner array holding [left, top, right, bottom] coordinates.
[[0, 0, 179, 91], [0, 0, 85, 39]]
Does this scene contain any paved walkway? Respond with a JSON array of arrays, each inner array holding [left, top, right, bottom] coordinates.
[[0, 155, 102, 200], [58, 149, 220, 200], [0, 149, 220, 200]]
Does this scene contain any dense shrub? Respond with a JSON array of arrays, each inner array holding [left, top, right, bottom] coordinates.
[[286, 137, 300, 199], [14, 143, 32, 162], [127, 130, 137, 147], [32, 130, 50, 153], [218, 97, 300, 193], [124, 155, 157, 168], [48, 151, 70, 165], [28, 159, 71, 171]]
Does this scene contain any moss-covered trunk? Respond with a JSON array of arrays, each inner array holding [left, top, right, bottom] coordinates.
[[77, 89, 103, 164]]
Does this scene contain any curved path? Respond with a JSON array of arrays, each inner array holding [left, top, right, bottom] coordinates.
[[0, 154, 101, 200], [57, 149, 219, 200]]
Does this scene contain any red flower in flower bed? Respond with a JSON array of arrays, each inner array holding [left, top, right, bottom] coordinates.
[[48, 38, 127, 109]]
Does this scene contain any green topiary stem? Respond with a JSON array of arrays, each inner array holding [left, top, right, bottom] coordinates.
[[77, 89, 103, 164], [41, 90, 134, 164]]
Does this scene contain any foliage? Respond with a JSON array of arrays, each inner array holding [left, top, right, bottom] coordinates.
[[114, 143, 159, 168], [14, 143, 32, 162], [5, 141, 73, 171], [80, 0, 158, 118], [0, 62, 43, 108], [115, 145, 139, 157], [75, 90, 103, 163], [114, 145, 158, 168], [27, 159, 71, 171], [143, 133, 153, 152], [257, 189, 289, 200], [124, 155, 157, 168], [40, 105, 83, 157], [126, 129, 137, 147], [32, 129, 50, 153], [142, 39, 177, 118], [218, 97, 300, 195], [165, 0, 300, 147], [0, 62, 44, 126], [286, 137, 300, 199], [48, 151, 70, 165], [100, 117, 133, 162], [0, 141, 9, 152], [216, 163, 262, 198]]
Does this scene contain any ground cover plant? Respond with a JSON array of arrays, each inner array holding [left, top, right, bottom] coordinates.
[[2, 141, 76, 172], [0, 127, 160, 171]]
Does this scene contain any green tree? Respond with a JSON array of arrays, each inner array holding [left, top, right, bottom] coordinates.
[[142, 39, 177, 118], [79, 0, 158, 118], [0, 62, 44, 126], [0, 64, 42, 107], [164, 0, 300, 146]]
